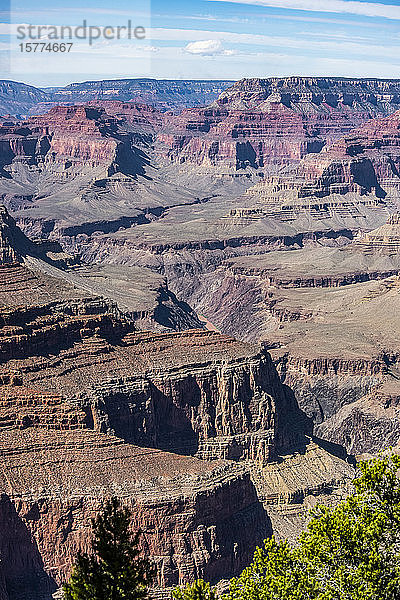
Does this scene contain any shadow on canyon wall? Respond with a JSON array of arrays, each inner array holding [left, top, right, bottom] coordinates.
[[0, 495, 57, 600]]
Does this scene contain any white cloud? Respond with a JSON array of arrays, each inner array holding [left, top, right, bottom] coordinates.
[[208, 0, 400, 21], [184, 39, 234, 56], [2, 23, 399, 60], [149, 27, 399, 59]]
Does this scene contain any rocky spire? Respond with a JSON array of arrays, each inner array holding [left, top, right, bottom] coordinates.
[[0, 206, 33, 265]]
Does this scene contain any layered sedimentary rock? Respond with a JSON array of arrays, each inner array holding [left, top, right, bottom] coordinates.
[[88, 205, 400, 459], [3, 77, 400, 242], [0, 104, 148, 176], [251, 442, 354, 543], [0, 207, 201, 336], [0, 206, 323, 600], [0, 79, 234, 116], [215, 77, 400, 112], [240, 104, 400, 226], [260, 273, 400, 455], [40, 79, 234, 114], [0, 101, 250, 239], [0, 75, 378, 598], [355, 213, 400, 253], [74, 108, 400, 321], [54, 106, 400, 464], [157, 77, 400, 173], [0, 427, 270, 599]]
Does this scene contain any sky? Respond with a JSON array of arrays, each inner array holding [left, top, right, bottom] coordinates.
[[1, 0, 400, 86]]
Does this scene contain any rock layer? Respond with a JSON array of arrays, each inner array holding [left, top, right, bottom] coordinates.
[[0, 207, 316, 599]]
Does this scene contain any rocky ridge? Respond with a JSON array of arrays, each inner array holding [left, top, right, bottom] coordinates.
[[73, 107, 400, 460], [0, 79, 234, 117], [5, 79, 400, 594], [156, 77, 400, 174], [3, 77, 400, 242], [0, 102, 251, 238], [0, 206, 354, 600]]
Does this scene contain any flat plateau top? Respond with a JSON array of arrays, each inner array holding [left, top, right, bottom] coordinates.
[[0, 428, 235, 500]]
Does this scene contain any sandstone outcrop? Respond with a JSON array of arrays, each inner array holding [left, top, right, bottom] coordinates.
[[215, 77, 400, 113], [54, 106, 400, 467], [0, 427, 271, 599], [157, 77, 400, 174], [0, 101, 240, 239], [355, 213, 400, 253], [0, 76, 381, 599], [221, 105, 400, 234], [71, 107, 400, 325], [250, 442, 354, 543], [3, 77, 400, 243], [0, 206, 331, 600]]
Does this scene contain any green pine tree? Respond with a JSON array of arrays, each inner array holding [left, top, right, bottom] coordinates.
[[173, 579, 217, 600], [64, 497, 154, 600], [174, 453, 400, 600], [226, 452, 400, 600]]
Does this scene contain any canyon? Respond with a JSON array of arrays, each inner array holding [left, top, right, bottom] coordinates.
[[1, 76, 400, 598], [0, 206, 354, 600]]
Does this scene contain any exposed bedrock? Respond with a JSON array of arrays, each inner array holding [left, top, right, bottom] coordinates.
[[262, 275, 400, 456], [250, 441, 354, 544], [75, 343, 309, 461], [0, 494, 57, 600], [0, 429, 271, 599], [273, 353, 385, 425], [215, 77, 400, 113], [157, 77, 400, 172], [315, 381, 400, 456], [77, 216, 400, 460], [73, 226, 360, 313], [3, 78, 400, 242], [0, 208, 310, 598], [0, 206, 309, 463], [0, 105, 148, 177]]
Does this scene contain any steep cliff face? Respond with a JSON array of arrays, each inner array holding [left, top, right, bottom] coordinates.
[[0, 102, 224, 237], [2, 77, 400, 241], [355, 213, 400, 253], [315, 381, 400, 456], [79, 334, 308, 461], [0, 207, 316, 599], [3, 78, 400, 243], [9, 324, 305, 463], [83, 203, 400, 460], [0, 106, 142, 175], [156, 105, 327, 170], [0, 426, 270, 599], [157, 77, 400, 173]]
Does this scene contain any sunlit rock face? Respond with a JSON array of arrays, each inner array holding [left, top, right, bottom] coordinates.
[[0, 207, 317, 600]]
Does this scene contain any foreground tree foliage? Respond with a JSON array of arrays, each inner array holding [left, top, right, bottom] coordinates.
[[64, 497, 154, 600], [173, 580, 217, 600], [174, 454, 400, 600]]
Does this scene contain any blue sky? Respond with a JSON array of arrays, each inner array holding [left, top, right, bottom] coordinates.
[[1, 0, 400, 86]]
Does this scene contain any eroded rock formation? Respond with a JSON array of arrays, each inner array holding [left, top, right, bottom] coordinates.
[[3, 77, 397, 597], [0, 207, 344, 600], [156, 77, 400, 173]]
